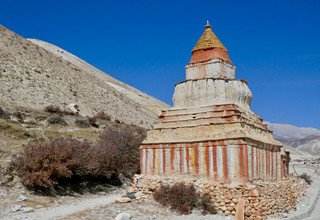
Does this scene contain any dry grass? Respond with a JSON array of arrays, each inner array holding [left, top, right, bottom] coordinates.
[[0, 119, 33, 139]]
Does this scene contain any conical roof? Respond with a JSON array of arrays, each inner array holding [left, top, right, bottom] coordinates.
[[189, 21, 231, 64], [192, 22, 227, 52]]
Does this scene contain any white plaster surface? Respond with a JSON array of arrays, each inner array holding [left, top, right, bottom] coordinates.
[[186, 59, 235, 80], [173, 79, 252, 110]]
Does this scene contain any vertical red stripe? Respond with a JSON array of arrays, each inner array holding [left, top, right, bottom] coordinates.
[[140, 147, 144, 174], [152, 145, 156, 175], [194, 144, 199, 175], [275, 150, 278, 179], [222, 142, 229, 181], [179, 144, 183, 173], [212, 143, 218, 179], [243, 145, 248, 181], [256, 146, 259, 179], [170, 144, 175, 174], [251, 146, 254, 180], [239, 144, 244, 179], [145, 147, 148, 174], [204, 142, 210, 176], [271, 146, 274, 178], [186, 144, 190, 174], [266, 145, 270, 178], [162, 145, 166, 174]]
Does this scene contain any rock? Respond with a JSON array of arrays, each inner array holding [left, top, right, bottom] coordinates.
[[115, 197, 132, 204], [17, 195, 28, 202], [135, 191, 143, 199], [126, 192, 136, 199], [68, 103, 79, 114], [127, 187, 136, 193], [11, 205, 26, 212], [232, 198, 239, 204], [23, 207, 34, 213], [115, 212, 131, 220]]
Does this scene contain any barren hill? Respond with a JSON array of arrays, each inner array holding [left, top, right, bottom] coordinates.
[[0, 25, 169, 128], [268, 122, 320, 157]]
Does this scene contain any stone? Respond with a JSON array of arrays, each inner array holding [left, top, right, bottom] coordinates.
[[127, 187, 136, 193], [115, 212, 131, 220], [11, 205, 25, 212], [115, 197, 132, 204], [126, 192, 136, 199], [135, 191, 143, 199], [227, 206, 234, 211], [23, 207, 34, 213], [235, 198, 245, 220], [17, 195, 28, 202], [232, 198, 239, 204]]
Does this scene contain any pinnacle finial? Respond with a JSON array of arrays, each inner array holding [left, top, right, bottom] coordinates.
[[205, 20, 212, 29]]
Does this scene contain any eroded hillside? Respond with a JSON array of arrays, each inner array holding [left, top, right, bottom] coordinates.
[[0, 25, 169, 128]]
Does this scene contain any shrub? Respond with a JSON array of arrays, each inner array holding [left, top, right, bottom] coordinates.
[[44, 105, 62, 114], [74, 118, 91, 128], [199, 194, 217, 215], [44, 105, 76, 116], [47, 115, 68, 126], [154, 182, 198, 214], [0, 107, 10, 119], [95, 125, 146, 178], [88, 111, 111, 127], [154, 182, 216, 215], [12, 111, 24, 120], [14, 138, 90, 193], [13, 125, 146, 194], [299, 173, 312, 185]]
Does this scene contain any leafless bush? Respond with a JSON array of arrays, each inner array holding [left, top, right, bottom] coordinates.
[[0, 107, 10, 119], [154, 182, 216, 215], [74, 118, 91, 128], [44, 105, 76, 116], [88, 111, 111, 127], [95, 125, 146, 178], [13, 138, 90, 193], [299, 173, 312, 185], [44, 105, 61, 114], [13, 125, 146, 194], [154, 183, 198, 214], [47, 115, 67, 126]]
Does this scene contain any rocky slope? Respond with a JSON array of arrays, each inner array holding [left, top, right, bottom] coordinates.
[[0, 25, 169, 128], [268, 122, 320, 157]]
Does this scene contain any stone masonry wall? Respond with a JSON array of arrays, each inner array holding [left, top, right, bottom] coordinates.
[[133, 175, 308, 220]]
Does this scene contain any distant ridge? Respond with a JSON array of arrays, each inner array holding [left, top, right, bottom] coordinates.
[[267, 122, 320, 157]]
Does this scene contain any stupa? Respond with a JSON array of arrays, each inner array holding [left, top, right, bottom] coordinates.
[[140, 21, 289, 183]]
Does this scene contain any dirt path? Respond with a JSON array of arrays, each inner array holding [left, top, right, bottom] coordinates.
[[2, 193, 121, 220]]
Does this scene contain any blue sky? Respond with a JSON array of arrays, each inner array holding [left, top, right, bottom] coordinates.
[[1, 0, 320, 129]]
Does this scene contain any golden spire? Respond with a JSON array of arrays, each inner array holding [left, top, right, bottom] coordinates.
[[192, 21, 226, 52]]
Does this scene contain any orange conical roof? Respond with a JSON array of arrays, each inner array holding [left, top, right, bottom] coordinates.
[[190, 21, 231, 64], [192, 21, 226, 52]]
